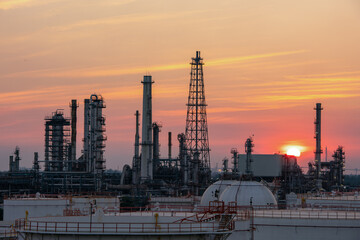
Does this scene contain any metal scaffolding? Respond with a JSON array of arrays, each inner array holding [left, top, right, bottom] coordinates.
[[44, 110, 71, 172], [185, 51, 211, 192]]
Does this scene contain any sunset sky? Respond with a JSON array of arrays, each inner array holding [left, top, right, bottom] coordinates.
[[0, 0, 359, 172]]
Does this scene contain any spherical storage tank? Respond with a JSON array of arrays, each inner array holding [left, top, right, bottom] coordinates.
[[200, 180, 236, 206], [219, 181, 277, 206]]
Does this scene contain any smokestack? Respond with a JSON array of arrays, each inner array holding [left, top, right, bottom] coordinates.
[[70, 99, 78, 162], [140, 75, 154, 182], [84, 99, 90, 172], [135, 110, 140, 161], [168, 132, 172, 164], [132, 110, 140, 184], [314, 103, 323, 179]]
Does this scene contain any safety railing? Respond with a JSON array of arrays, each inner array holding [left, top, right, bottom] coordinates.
[[15, 219, 223, 234], [102, 203, 360, 218], [298, 192, 360, 201], [234, 209, 360, 221], [0, 230, 17, 238]]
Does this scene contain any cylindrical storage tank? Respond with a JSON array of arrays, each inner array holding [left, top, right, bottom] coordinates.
[[219, 181, 277, 207]]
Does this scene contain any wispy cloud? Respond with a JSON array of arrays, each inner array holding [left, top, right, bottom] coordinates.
[[207, 50, 307, 67], [0, 0, 35, 10], [53, 10, 207, 31], [0, 0, 62, 10], [2, 50, 306, 79], [244, 74, 360, 104], [0, 82, 185, 113], [198, 71, 360, 116], [0, 0, 133, 10]]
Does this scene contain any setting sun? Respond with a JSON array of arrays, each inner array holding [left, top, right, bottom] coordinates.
[[286, 147, 301, 157]]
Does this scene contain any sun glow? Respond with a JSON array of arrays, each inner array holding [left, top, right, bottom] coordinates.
[[286, 147, 301, 157]]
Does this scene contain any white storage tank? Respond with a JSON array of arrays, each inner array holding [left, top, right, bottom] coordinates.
[[219, 181, 277, 206], [200, 180, 236, 206]]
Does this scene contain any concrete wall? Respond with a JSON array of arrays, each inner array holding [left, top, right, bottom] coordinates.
[[4, 199, 67, 221]]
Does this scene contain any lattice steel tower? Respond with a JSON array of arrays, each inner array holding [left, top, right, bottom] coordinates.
[[185, 51, 211, 186]]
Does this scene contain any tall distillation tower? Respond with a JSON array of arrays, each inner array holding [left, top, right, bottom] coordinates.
[[44, 110, 71, 171], [185, 51, 211, 190], [140, 76, 154, 183], [83, 94, 107, 192]]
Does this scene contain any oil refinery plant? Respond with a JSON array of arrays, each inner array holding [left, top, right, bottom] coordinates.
[[0, 51, 348, 198], [0, 51, 358, 240]]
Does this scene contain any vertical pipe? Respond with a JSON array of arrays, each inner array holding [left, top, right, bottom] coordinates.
[[168, 132, 172, 166], [184, 155, 188, 185], [14, 146, 20, 171], [152, 123, 160, 161], [193, 152, 199, 196], [33, 152, 39, 170], [133, 110, 140, 184], [325, 146, 328, 162], [70, 100, 77, 162], [45, 123, 50, 171], [84, 99, 90, 172], [9, 156, 13, 172], [195, 51, 200, 152], [141, 75, 153, 182], [314, 103, 323, 179], [90, 96, 96, 173], [135, 111, 140, 164]]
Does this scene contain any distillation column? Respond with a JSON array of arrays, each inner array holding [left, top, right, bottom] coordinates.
[[44, 110, 70, 171], [82, 95, 106, 191], [90, 94, 106, 192], [140, 76, 154, 182], [245, 137, 254, 177]]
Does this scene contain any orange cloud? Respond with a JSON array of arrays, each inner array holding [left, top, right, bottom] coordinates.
[[53, 10, 209, 31], [2, 50, 307, 79], [0, 0, 34, 10], [207, 50, 307, 67], [0, 0, 62, 10]]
